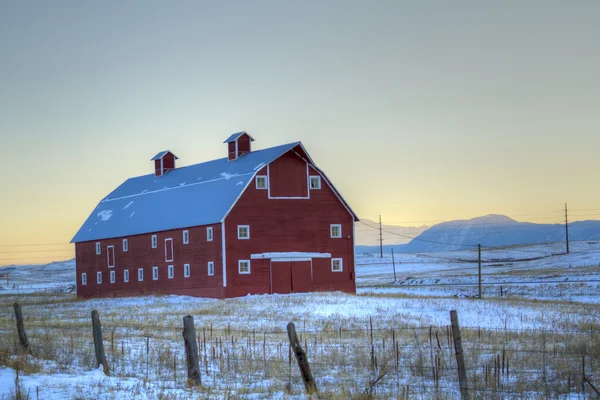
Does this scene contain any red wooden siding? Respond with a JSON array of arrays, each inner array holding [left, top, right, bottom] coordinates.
[[268, 151, 308, 198], [228, 142, 236, 160], [224, 159, 355, 298], [76, 223, 223, 298], [162, 153, 175, 173], [237, 134, 251, 156], [154, 160, 162, 176]]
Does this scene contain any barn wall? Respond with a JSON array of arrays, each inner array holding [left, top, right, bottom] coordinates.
[[237, 135, 251, 156], [154, 160, 162, 176], [268, 151, 308, 198], [163, 154, 175, 172], [75, 223, 223, 298], [228, 142, 236, 160], [224, 156, 355, 298]]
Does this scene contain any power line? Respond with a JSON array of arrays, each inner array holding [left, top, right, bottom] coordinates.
[[358, 221, 479, 248], [0, 249, 75, 254], [0, 243, 71, 248]]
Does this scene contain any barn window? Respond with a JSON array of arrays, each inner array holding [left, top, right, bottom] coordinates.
[[238, 260, 250, 274], [153, 266, 159, 280], [331, 258, 343, 272], [96, 271, 102, 284], [310, 176, 321, 189], [330, 224, 342, 238], [138, 268, 144, 281], [208, 261, 214, 276], [184, 263, 190, 278], [168, 265, 174, 279], [237, 225, 250, 240], [151, 235, 158, 248], [256, 175, 267, 189], [124, 269, 129, 283], [207, 227, 213, 241], [110, 270, 116, 283], [81, 273, 87, 285], [107, 246, 115, 268], [183, 230, 189, 244], [95, 242, 101, 255], [122, 239, 128, 252]]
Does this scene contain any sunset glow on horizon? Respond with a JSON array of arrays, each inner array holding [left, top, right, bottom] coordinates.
[[1, 1, 599, 265]]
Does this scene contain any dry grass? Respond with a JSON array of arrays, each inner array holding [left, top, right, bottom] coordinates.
[[0, 292, 599, 399]]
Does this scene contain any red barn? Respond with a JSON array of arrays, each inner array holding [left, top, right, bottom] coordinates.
[[71, 132, 358, 298]]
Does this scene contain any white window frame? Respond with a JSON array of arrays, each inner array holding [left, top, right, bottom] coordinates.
[[122, 238, 128, 252], [255, 175, 268, 190], [208, 261, 214, 276], [237, 225, 250, 240], [138, 268, 144, 281], [81, 273, 87, 285], [330, 224, 342, 238], [95, 242, 101, 255], [97, 271, 102, 284], [165, 238, 174, 262], [184, 263, 190, 278], [124, 269, 129, 283], [107, 245, 115, 268], [110, 270, 115, 283], [151, 234, 158, 249], [310, 176, 321, 189], [168, 265, 174, 279], [238, 260, 251, 274], [331, 258, 343, 272], [207, 227, 213, 242], [183, 230, 189, 244], [153, 266, 159, 281]]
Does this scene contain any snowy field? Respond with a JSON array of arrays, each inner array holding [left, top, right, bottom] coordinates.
[[0, 241, 599, 399], [357, 240, 600, 303]]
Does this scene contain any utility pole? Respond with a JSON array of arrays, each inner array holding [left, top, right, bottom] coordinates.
[[565, 203, 570, 254], [379, 215, 383, 258], [391, 248, 397, 282], [478, 244, 482, 299]]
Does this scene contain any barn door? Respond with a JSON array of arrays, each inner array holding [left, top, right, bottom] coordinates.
[[271, 262, 292, 294], [165, 238, 173, 262], [271, 261, 312, 294], [107, 246, 115, 268], [291, 261, 311, 293]]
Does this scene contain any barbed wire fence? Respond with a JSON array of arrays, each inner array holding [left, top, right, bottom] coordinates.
[[1, 304, 599, 399]]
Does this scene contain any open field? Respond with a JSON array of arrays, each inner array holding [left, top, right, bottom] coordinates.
[[0, 241, 599, 399]]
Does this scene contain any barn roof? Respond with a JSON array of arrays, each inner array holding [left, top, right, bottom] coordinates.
[[150, 150, 179, 161], [223, 131, 255, 143], [71, 142, 300, 243]]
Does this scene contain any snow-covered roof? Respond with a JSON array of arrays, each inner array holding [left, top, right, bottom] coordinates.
[[223, 131, 255, 143], [71, 142, 300, 243], [150, 150, 179, 161]]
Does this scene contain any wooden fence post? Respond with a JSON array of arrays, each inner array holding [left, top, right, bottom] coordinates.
[[287, 322, 317, 395], [182, 315, 201, 386], [13, 303, 30, 353], [450, 310, 470, 400], [91, 310, 110, 375]]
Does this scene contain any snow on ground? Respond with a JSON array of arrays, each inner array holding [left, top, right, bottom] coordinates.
[[0, 260, 75, 294], [357, 240, 600, 303], [0, 365, 209, 400], [0, 241, 599, 398]]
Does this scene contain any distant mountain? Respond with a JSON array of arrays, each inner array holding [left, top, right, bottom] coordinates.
[[356, 219, 429, 246], [356, 214, 600, 254]]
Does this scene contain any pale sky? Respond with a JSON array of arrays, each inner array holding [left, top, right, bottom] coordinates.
[[1, 1, 599, 265]]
